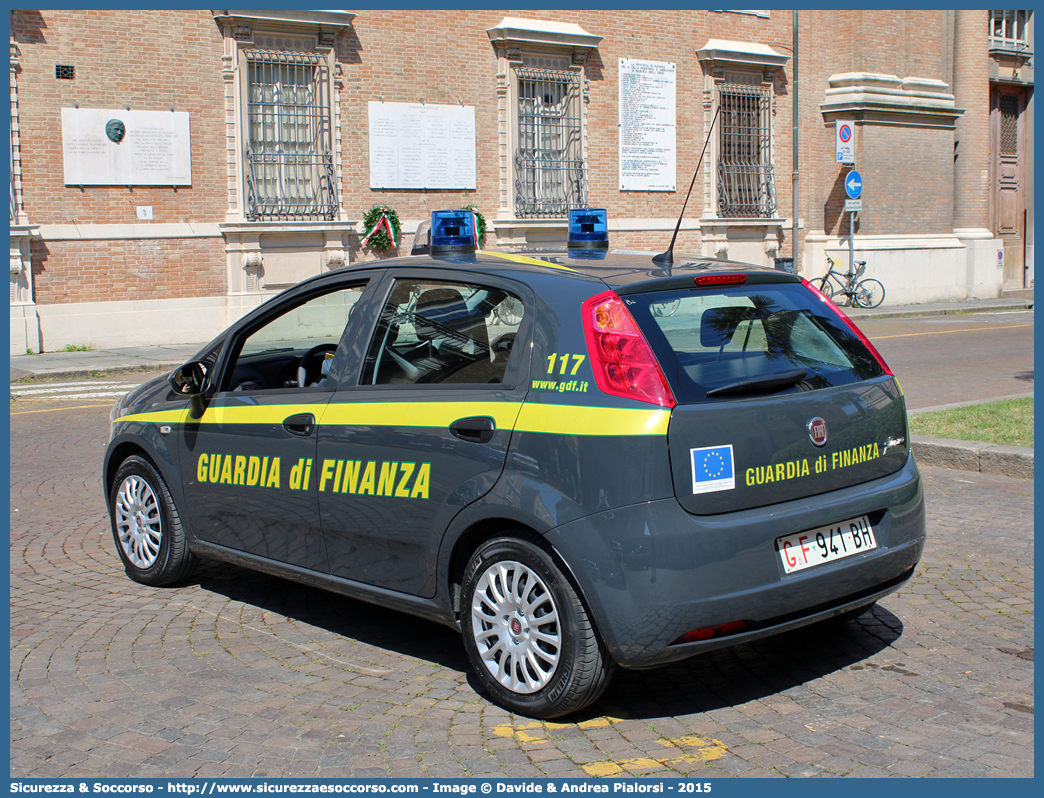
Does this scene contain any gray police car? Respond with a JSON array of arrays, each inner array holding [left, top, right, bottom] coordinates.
[[104, 209, 925, 718]]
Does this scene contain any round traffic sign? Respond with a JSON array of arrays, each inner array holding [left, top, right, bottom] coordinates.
[[845, 170, 863, 199], [838, 124, 852, 143]]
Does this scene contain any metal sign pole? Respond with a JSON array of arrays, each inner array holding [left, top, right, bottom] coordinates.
[[849, 210, 855, 279]]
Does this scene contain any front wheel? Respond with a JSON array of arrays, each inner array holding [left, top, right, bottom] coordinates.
[[854, 278, 885, 309], [460, 534, 615, 718], [110, 455, 197, 586], [813, 277, 835, 302]]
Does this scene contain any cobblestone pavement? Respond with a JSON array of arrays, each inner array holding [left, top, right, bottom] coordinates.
[[10, 395, 1034, 778]]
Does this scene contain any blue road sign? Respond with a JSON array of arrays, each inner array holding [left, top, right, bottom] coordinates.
[[845, 170, 863, 199]]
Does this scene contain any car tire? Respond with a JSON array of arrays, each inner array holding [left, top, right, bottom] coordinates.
[[460, 533, 615, 719], [109, 455, 197, 586]]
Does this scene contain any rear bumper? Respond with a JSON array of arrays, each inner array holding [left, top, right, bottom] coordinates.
[[545, 454, 925, 668]]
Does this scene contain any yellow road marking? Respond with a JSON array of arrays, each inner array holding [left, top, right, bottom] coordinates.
[[583, 735, 729, 776], [490, 716, 626, 745], [10, 403, 113, 416], [872, 323, 1032, 340], [489, 719, 729, 775]]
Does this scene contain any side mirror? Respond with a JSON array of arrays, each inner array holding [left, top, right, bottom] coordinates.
[[169, 361, 210, 396]]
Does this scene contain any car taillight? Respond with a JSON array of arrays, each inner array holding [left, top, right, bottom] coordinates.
[[802, 278, 894, 376], [581, 290, 676, 408]]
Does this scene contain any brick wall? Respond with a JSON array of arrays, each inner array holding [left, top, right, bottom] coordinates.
[[29, 238, 226, 305], [802, 10, 957, 240], [342, 10, 793, 255], [12, 9, 983, 298], [11, 9, 226, 225], [12, 10, 229, 306]]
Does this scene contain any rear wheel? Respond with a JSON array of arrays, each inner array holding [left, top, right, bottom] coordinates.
[[110, 455, 196, 586], [854, 278, 885, 309], [460, 534, 615, 718]]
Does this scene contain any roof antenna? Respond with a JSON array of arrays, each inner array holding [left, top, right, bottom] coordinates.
[[653, 106, 721, 266]]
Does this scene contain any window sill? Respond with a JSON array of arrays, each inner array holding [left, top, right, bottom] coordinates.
[[220, 220, 360, 236]]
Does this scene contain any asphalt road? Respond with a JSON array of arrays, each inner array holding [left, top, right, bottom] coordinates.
[[857, 310, 1034, 410], [8, 383, 1034, 778]]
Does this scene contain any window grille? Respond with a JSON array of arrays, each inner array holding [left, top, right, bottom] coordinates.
[[55, 64, 75, 80], [989, 10, 1030, 49], [244, 50, 336, 221], [1000, 95, 1019, 154], [717, 82, 776, 218], [515, 68, 586, 218]]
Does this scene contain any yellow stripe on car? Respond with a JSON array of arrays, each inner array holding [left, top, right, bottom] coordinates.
[[515, 403, 671, 436], [319, 401, 524, 429], [114, 400, 671, 437], [112, 408, 194, 425]]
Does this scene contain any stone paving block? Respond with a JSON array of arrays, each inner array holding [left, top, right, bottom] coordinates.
[[8, 402, 1036, 780]]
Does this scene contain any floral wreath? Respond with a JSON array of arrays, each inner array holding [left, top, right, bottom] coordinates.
[[462, 204, 486, 247], [361, 205, 401, 251]]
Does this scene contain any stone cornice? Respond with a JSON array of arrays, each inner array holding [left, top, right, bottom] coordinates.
[[821, 72, 963, 128], [695, 39, 789, 70], [211, 10, 355, 36], [487, 18, 602, 56]]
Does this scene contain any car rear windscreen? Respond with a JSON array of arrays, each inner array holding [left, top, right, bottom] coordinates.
[[626, 283, 887, 403]]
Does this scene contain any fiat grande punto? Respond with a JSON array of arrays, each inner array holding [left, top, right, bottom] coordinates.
[[104, 210, 925, 718]]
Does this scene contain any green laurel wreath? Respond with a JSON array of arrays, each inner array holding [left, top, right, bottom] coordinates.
[[462, 205, 486, 247], [361, 205, 401, 251]]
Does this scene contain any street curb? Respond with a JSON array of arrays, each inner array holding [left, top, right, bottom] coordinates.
[[848, 299, 1032, 321], [10, 361, 183, 383], [912, 435, 1034, 480]]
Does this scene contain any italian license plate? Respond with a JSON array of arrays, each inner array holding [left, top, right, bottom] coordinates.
[[776, 515, 877, 574]]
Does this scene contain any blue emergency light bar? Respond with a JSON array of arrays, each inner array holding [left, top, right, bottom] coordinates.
[[568, 248, 607, 260], [430, 210, 477, 255], [568, 208, 608, 249]]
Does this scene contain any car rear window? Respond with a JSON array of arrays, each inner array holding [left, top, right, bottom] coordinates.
[[626, 282, 887, 403]]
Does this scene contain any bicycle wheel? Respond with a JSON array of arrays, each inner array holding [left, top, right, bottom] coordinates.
[[813, 276, 835, 302], [854, 278, 885, 309]]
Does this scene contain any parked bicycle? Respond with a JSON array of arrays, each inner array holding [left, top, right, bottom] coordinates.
[[814, 255, 885, 309]]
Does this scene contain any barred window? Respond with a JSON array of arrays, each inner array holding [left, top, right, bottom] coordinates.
[[717, 82, 776, 218], [989, 10, 1030, 49], [515, 68, 587, 219], [245, 50, 337, 221]]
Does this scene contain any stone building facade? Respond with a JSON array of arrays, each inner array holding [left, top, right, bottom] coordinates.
[[9, 9, 1032, 354]]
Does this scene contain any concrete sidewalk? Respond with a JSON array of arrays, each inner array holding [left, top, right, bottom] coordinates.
[[8, 292, 1033, 480]]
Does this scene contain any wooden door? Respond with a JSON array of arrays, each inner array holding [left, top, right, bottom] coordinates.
[[991, 86, 1026, 289]]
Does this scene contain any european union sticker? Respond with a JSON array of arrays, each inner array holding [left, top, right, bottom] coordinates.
[[690, 445, 735, 494]]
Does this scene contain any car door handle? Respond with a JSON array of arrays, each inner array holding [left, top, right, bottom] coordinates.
[[449, 416, 496, 444], [283, 412, 316, 437]]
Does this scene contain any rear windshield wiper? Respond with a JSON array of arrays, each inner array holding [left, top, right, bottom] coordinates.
[[704, 368, 808, 398]]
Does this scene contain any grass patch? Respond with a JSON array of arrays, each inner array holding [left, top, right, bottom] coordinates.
[[910, 397, 1033, 447], [61, 343, 92, 352]]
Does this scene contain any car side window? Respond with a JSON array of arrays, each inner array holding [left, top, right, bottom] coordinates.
[[223, 284, 367, 391], [361, 278, 524, 386]]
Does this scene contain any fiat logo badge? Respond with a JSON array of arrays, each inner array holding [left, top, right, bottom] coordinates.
[[807, 417, 828, 447], [510, 618, 522, 635]]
